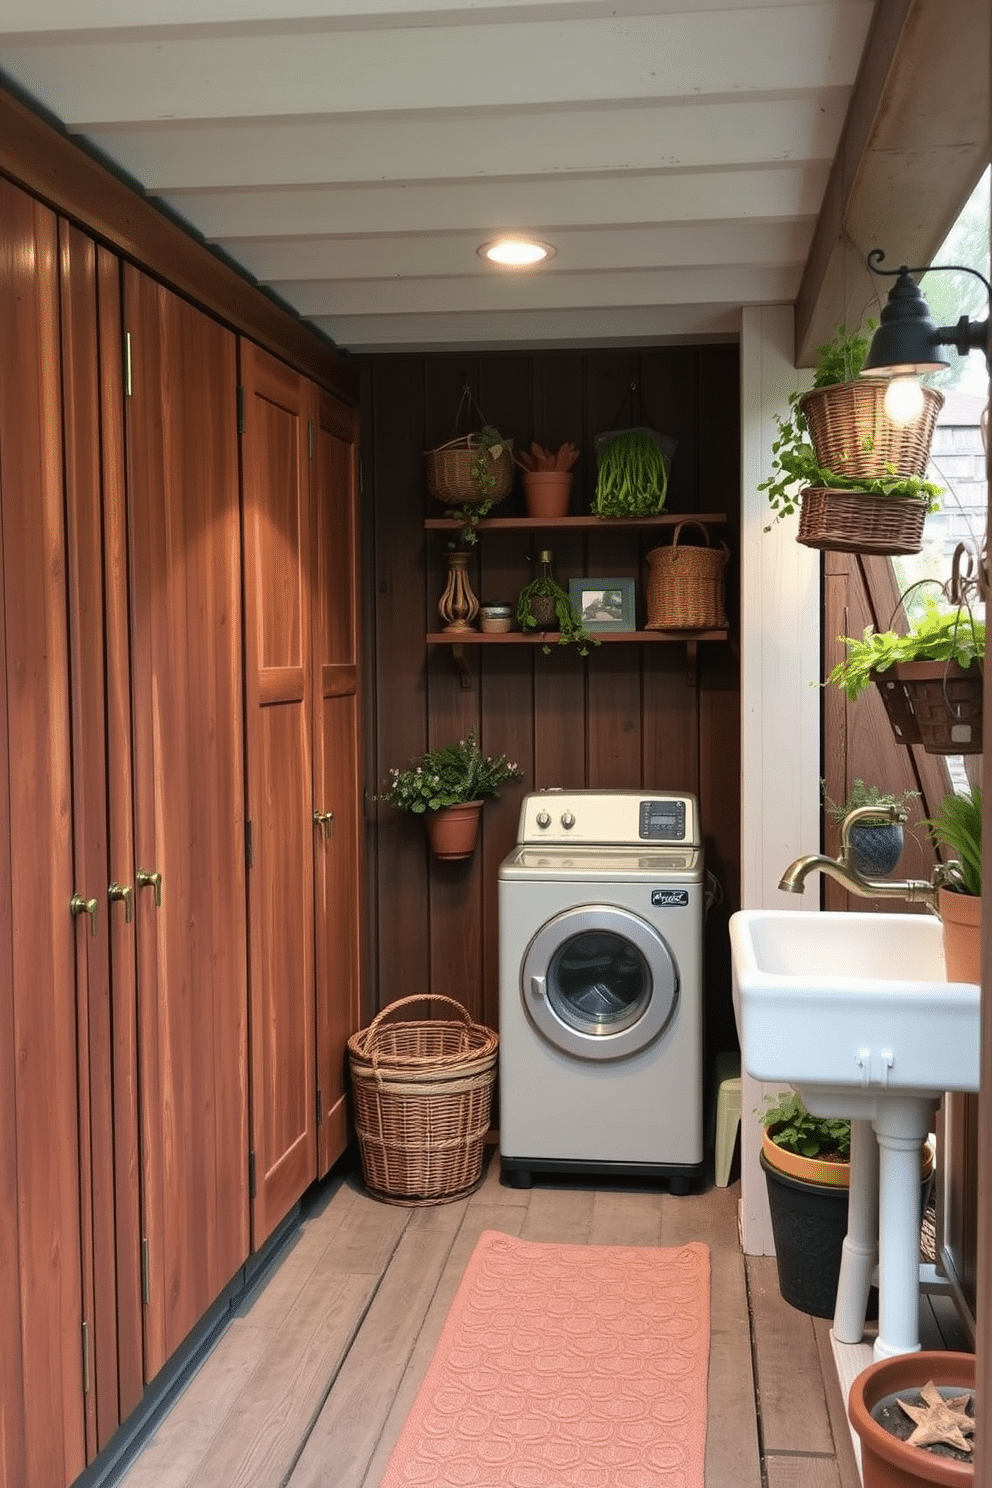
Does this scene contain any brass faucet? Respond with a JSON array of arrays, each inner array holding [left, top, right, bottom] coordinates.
[[777, 804, 940, 909]]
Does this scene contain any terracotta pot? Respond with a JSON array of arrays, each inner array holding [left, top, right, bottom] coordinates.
[[938, 888, 982, 985], [522, 470, 573, 519], [424, 800, 484, 860], [848, 1349, 974, 1487]]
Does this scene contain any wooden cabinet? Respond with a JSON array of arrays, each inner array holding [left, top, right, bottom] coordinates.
[[124, 266, 250, 1376], [240, 344, 361, 1242], [0, 179, 87, 1488]]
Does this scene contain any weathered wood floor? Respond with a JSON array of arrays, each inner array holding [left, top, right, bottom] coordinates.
[[110, 1144, 964, 1488]]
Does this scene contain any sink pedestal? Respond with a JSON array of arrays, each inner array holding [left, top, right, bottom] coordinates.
[[826, 1099, 936, 1359]]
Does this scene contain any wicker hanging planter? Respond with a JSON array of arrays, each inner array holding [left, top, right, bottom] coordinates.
[[873, 659, 984, 754], [797, 486, 928, 556], [425, 385, 513, 508], [800, 381, 943, 479]]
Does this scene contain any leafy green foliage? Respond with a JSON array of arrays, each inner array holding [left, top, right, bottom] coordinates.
[[444, 426, 511, 545], [825, 598, 985, 701], [821, 777, 919, 826], [592, 431, 669, 517], [758, 1090, 851, 1161], [515, 576, 600, 655], [810, 323, 874, 387], [925, 786, 983, 897], [379, 729, 522, 814]]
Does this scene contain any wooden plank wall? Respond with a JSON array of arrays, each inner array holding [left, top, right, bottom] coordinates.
[[359, 346, 741, 1075]]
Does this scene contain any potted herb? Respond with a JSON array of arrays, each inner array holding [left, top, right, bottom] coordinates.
[[821, 777, 920, 876], [515, 550, 599, 655], [760, 322, 943, 553], [379, 730, 523, 860], [924, 785, 982, 984], [758, 1091, 934, 1319], [825, 598, 984, 756]]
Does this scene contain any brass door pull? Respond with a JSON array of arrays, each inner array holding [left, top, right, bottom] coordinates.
[[136, 869, 163, 906], [108, 881, 134, 923], [313, 810, 334, 841], [70, 893, 99, 936]]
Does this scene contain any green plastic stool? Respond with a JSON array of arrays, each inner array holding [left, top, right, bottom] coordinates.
[[713, 1052, 742, 1187]]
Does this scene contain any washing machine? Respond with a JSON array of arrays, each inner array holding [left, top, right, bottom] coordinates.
[[498, 789, 704, 1191]]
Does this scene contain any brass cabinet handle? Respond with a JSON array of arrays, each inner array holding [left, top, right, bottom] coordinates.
[[313, 810, 334, 841], [70, 893, 99, 937], [136, 869, 163, 906], [108, 881, 134, 923]]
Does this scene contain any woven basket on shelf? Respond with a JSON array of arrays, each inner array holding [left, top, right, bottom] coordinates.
[[424, 434, 514, 507], [872, 659, 983, 755], [644, 520, 729, 631], [347, 994, 498, 1206], [799, 381, 943, 480], [797, 486, 927, 556]]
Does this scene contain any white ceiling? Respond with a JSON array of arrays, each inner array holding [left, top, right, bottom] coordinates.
[[0, 1, 987, 358]]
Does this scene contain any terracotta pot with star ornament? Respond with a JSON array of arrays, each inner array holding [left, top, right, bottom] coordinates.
[[848, 1350, 974, 1487]]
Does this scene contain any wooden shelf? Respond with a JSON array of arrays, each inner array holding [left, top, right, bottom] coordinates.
[[426, 630, 727, 644], [424, 511, 728, 532]]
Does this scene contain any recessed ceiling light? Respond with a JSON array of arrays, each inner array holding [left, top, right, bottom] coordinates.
[[480, 238, 554, 267]]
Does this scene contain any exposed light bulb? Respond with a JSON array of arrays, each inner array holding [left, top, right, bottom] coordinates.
[[883, 374, 925, 427], [480, 238, 552, 267]]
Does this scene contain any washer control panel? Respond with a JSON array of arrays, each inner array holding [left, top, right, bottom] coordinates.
[[518, 790, 698, 848]]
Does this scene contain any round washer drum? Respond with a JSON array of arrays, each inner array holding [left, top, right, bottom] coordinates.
[[521, 904, 678, 1059]]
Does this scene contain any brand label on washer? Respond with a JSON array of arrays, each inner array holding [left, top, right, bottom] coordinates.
[[651, 888, 689, 907]]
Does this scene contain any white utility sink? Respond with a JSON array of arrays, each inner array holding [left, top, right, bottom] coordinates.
[[730, 910, 979, 1109], [729, 908, 980, 1361]]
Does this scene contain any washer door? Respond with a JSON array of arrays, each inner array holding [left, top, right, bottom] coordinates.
[[520, 904, 678, 1060]]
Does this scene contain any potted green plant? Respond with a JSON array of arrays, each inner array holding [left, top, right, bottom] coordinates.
[[924, 785, 982, 984], [760, 322, 943, 553], [824, 597, 984, 755], [515, 550, 600, 655], [379, 730, 523, 860], [758, 1091, 934, 1319], [821, 777, 920, 876]]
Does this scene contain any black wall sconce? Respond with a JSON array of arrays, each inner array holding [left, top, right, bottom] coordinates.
[[861, 248, 990, 425]]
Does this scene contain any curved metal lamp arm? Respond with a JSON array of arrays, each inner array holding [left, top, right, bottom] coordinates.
[[867, 248, 991, 300], [866, 249, 990, 367]]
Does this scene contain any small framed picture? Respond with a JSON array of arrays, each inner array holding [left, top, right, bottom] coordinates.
[[568, 577, 636, 632]]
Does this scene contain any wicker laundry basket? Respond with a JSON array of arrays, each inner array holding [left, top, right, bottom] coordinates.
[[348, 994, 498, 1206], [645, 520, 729, 630]]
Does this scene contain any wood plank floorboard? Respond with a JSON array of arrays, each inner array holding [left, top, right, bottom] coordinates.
[[110, 1141, 947, 1488]]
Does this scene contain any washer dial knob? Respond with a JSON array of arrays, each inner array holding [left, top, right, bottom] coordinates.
[[536, 810, 552, 828], [561, 811, 576, 829]]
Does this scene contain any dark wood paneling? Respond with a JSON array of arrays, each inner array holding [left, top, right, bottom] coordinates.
[[363, 348, 741, 1044]]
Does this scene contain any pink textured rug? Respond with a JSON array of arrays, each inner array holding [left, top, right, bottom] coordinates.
[[380, 1230, 710, 1488]]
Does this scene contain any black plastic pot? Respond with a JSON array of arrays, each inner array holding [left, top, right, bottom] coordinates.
[[761, 1151, 932, 1319]]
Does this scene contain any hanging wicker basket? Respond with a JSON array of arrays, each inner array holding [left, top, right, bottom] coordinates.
[[797, 486, 928, 556], [644, 520, 729, 630], [347, 994, 498, 1206], [872, 659, 983, 754], [799, 381, 943, 479], [425, 433, 514, 507]]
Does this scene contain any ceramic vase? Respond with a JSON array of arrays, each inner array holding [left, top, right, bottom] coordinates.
[[424, 800, 484, 860], [848, 1349, 974, 1487], [849, 821, 905, 877], [522, 470, 573, 519], [938, 887, 982, 984]]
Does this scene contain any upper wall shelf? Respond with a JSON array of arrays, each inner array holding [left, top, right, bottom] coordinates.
[[424, 511, 728, 532]]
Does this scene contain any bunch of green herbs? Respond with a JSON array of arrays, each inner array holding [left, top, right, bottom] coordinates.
[[759, 1090, 851, 1161], [592, 430, 669, 517], [821, 777, 919, 826]]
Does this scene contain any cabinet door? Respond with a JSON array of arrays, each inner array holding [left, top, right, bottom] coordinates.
[[60, 223, 144, 1451], [0, 180, 86, 1488], [312, 389, 363, 1175], [124, 267, 250, 1377], [240, 342, 318, 1244]]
